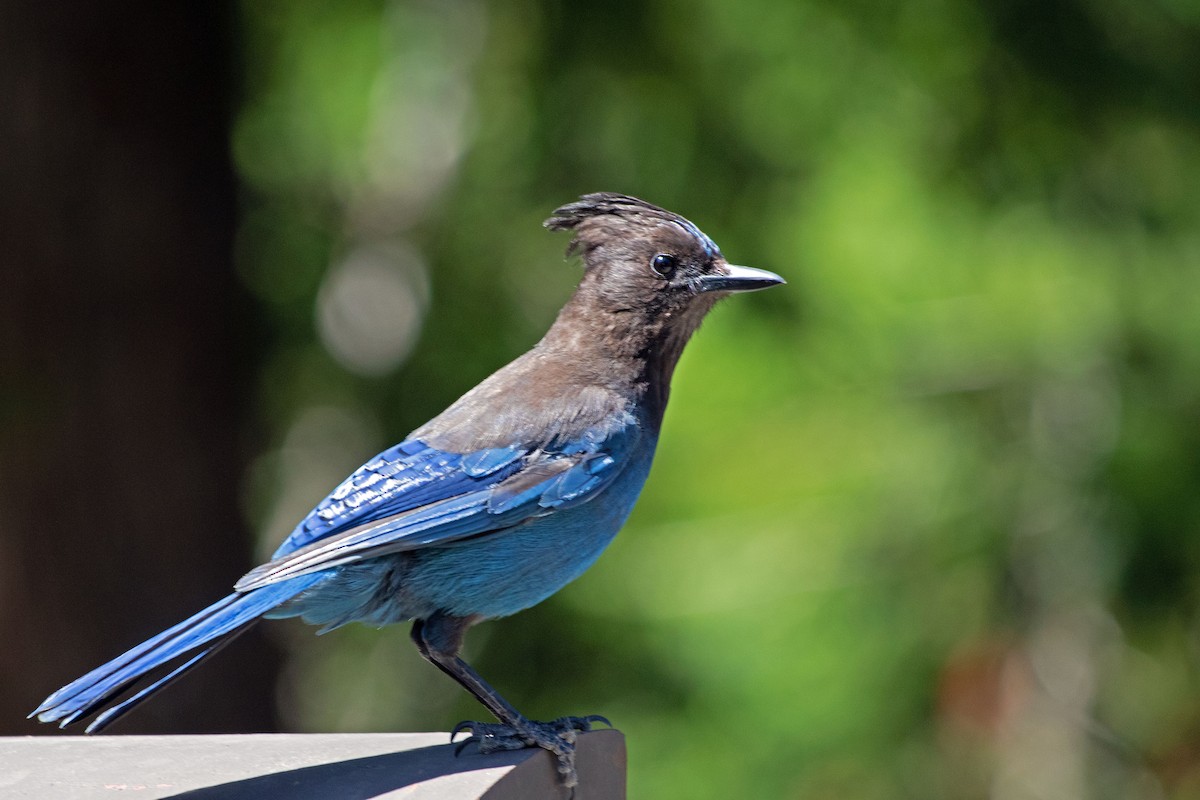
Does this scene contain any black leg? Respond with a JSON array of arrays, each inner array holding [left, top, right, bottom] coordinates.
[[410, 615, 525, 725], [410, 613, 610, 793]]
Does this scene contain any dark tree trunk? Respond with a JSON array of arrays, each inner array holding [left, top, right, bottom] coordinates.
[[0, 2, 282, 733]]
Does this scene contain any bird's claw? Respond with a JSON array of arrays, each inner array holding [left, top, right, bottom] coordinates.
[[575, 713, 611, 729], [449, 715, 610, 789]]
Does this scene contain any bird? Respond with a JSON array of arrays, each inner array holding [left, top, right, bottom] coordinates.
[[32, 192, 784, 789]]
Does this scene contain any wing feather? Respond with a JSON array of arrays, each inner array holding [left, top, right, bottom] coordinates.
[[238, 422, 641, 591]]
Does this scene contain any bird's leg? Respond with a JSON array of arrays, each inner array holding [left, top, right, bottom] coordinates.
[[411, 614, 609, 791]]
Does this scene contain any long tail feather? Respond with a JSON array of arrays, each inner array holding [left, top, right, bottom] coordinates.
[[84, 627, 249, 733], [32, 573, 327, 730]]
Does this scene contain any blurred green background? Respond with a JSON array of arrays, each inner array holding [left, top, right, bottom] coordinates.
[[4, 0, 1200, 797]]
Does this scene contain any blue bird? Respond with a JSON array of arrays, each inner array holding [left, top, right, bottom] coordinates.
[[32, 193, 784, 788]]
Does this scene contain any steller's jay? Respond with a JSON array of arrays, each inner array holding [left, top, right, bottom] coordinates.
[[33, 193, 784, 788]]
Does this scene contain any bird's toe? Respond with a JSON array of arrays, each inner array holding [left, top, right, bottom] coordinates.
[[450, 714, 612, 789]]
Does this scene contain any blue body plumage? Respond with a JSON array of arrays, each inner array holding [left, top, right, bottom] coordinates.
[[264, 417, 654, 627], [33, 193, 783, 789]]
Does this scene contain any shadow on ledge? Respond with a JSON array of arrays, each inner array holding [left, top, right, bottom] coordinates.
[[164, 730, 624, 800]]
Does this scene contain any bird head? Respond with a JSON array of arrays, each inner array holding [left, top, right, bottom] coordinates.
[[544, 193, 784, 320]]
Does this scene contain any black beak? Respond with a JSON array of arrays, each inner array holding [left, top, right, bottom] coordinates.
[[696, 263, 786, 294]]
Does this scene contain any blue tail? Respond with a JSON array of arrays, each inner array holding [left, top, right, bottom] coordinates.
[[32, 573, 327, 733]]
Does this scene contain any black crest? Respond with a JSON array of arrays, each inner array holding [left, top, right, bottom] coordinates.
[[543, 193, 717, 259], [544, 193, 674, 230]]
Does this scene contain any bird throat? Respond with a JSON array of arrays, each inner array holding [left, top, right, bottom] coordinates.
[[415, 290, 718, 453], [541, 291, 718, 421]]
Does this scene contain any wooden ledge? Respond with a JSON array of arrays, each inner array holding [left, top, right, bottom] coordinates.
[[0, 729, 625, 799]]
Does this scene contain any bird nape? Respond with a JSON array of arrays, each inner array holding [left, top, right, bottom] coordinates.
[[32, 193, 784, 790]]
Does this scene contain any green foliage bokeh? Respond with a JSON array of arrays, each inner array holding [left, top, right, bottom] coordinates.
[[232, 1, 1200, 796]]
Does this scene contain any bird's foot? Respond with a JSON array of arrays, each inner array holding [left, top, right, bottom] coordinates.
[[451, 715, 611, 790]]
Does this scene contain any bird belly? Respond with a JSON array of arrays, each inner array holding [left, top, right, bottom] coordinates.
[[401, 446, 655, 619]]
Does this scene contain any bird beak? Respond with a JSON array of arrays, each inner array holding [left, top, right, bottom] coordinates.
[[696, 263, 786, 294]]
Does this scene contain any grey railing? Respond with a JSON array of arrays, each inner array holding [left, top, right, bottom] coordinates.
[[0, 729, 625, 799]]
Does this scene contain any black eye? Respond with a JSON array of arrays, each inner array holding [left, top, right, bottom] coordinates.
[[650, 253, 678, 278]]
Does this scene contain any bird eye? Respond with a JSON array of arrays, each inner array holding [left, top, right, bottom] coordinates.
[[650, 253, 678, 278]]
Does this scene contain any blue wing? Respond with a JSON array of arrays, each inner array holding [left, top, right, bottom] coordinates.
[[271, 440, 526, 558], [237, 420, 641, 592]]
